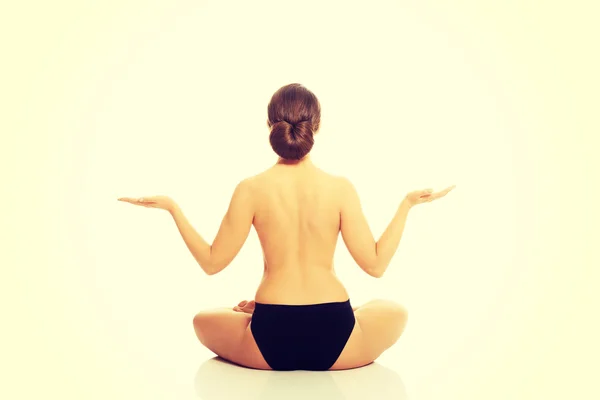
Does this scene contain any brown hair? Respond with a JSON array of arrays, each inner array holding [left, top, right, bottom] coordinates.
[[267, 83, 321, 160]]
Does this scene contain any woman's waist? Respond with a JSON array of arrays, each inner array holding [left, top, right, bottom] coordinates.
[[254, 271, 349, 305]]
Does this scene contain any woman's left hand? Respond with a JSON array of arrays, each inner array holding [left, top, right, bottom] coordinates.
[[118, 195, 177, 212]]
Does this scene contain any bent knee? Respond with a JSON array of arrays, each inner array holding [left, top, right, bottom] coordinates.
[[371, 299, 408, 329], [369, 299, 408, 317], [389, 302, 408, 324], [193, 312, 208, 326], [193, 314, 205, 337], [390, 305, 408, 335], [193, 308, 224, 325], [192, 312, 214, 340], [394, 303, 408, 320]]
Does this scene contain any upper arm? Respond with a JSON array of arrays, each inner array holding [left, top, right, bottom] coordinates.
[[338, 177, 380, 277], [208, 179, 255, 274]]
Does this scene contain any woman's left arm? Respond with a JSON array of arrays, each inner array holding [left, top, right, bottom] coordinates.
[[118, 179, 255, 275], [169, 179, 255, 275]]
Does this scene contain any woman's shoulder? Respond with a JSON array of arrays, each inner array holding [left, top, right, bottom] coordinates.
[[243, 165, 351, 191], [316, 169, 353, 188]]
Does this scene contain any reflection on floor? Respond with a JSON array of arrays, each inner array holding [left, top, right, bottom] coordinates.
[[194, 357, 408, 400]]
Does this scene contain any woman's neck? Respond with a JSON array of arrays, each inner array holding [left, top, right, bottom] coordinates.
[[276, 155, 313, 167]]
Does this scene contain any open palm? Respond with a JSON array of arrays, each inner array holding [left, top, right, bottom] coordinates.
[[406, 185, 456, 206], [117, 195, 176, 212]]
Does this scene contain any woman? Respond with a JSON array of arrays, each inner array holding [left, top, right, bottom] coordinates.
[[118, 83, 454, 371]]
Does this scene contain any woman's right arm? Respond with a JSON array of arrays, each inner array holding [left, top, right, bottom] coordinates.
[[339, 177, 412, 278], [339, 178, 455, 278]]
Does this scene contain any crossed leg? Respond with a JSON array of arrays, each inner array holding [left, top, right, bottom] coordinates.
[[192, 307, 271, 370], [330, 299, 409, 370], [193, 298, 408, 371]]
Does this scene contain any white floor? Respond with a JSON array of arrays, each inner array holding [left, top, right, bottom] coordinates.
[[194, 357, 408, 400]]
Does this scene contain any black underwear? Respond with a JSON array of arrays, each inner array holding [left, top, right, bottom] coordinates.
[[250, 299, 356, 371]]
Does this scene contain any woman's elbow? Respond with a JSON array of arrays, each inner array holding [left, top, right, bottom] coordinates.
[[368, 268, 385, 278], [367, 260, 388, 278], [199, 261, 218, 275], [203, 260, 229, 275], [362, 262, 384, 278]]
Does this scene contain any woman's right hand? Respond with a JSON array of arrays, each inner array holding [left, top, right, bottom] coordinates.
[[405, 185, 456, 207], [233, 300, 256, 314]]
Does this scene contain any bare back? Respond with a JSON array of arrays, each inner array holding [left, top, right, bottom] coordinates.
[[250, 161, 349, 304]]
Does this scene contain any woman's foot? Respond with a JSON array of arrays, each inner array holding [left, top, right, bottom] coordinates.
[[233, 300, 256, 314]]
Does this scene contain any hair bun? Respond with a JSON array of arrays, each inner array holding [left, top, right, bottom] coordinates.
[[269, 120, 314, 161]]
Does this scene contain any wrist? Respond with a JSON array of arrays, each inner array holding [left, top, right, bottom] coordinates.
[[400, 197, 413, 210], [168, 202, 181, 215]]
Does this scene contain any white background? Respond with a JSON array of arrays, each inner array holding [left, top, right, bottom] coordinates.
[[2, 1, 598, 399]]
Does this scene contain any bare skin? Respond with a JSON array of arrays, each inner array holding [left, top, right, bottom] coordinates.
[[118, 156, 454, 370]]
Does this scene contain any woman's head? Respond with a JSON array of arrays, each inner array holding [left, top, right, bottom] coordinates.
[[267, 83, 321, 161]]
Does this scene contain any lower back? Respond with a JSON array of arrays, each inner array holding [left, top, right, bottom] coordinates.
[[254, 266, 349, 304]]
